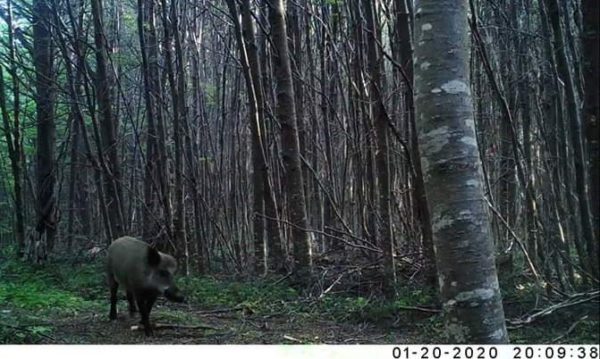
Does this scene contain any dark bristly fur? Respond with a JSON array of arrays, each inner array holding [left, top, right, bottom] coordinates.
[[106, 236, 185, 336]]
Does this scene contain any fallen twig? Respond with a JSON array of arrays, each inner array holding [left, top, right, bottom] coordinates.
[[508, 291, 599, 327], [195, 307, 244, 315], [272, 273, 292, 286], [395, 305, 441, 314], [283, 334, 303, 343], [552, 315, 588, 343], [2, 323, 59, 343], [318, 268, 361, 299], [343, 334, 387, 343], [130, 323, 220, 331]]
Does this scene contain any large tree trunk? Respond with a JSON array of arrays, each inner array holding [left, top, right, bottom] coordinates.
[[33, 0, 57, 256], [267, 0, 311, 280], [413, 0, 508, 343]]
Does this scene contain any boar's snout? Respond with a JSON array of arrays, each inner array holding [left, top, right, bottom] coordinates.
[[164, 287, 185, 303]]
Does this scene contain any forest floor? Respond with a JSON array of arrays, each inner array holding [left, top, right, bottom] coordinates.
[[1, 249, 598, 344], [42, 302, 417, 344]]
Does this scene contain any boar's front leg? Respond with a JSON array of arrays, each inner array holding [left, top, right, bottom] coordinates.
[[127, 291, 137, 317], [136, 290, 157, 336], [108, 276, 118, 320]]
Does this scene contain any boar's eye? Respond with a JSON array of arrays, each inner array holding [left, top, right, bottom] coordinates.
[[159, 270, 170, 278]]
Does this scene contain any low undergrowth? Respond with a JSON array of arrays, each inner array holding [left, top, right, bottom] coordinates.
[[0, 246, 597, 344]]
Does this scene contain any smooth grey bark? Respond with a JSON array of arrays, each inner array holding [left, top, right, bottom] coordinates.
[[413, 0, 508, 343]]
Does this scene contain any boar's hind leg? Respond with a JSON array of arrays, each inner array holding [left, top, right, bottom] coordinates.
[[127, 291, 137, 317], [136, 291, 157, 336], [108, 275, 118, 320]]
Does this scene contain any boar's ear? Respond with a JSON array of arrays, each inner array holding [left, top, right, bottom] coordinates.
[[147, 246, 161, 267]]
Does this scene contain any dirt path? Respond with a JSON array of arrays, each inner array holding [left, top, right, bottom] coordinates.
[[45, 302, 417, 344]]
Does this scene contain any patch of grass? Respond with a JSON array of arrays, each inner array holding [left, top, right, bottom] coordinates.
[[4, 248, 593, 344], [317, 296, 371, 321], [417, 314, 445, 334], [179, 276, 298, 313], [395, 286, 436, 307], [179, 275, 439, 327], [0, 256, 103, 315], [0, 322, 53, 344], [314, 284, 438, 324], [295, 284, 439, 328], [0, 281, 88, 313], [55, 261, 106, 301], [0, 308, 54, 344], [0, 254, 105, 343]]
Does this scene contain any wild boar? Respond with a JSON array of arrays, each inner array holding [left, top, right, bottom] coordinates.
[[106, 236, 185, 336]]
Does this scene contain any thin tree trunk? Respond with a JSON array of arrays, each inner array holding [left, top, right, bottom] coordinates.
[[581, 0, 599, 244], [138, 0, 159, 242], [91, 0, 124, 240], [226, 0, 267, 274], [0, 0, 25, 257], [33, 0, 57, 256], [544, 0, 598, 279], [364, 0, 396, 296], [267, 0, 311, 280], [396, 0, 436, 285], [241, 0, 282, 272]]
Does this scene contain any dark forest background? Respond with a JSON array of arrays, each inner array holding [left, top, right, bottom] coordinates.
[[0, 0, 598, 344]]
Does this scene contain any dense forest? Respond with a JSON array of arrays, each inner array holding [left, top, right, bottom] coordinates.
[[0, 0, 598, 344]]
